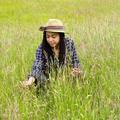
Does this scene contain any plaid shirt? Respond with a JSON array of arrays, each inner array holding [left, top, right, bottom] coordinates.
[[30, 37, 80, 79]]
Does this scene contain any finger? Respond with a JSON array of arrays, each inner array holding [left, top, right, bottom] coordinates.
[[73, 70, 81, 74], [72, 68, 80, 72]]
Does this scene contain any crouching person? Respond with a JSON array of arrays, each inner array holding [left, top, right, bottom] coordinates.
[[22, 19, 82, 92]]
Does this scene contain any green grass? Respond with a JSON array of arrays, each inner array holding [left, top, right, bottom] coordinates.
[[0, 0, 120, 119]]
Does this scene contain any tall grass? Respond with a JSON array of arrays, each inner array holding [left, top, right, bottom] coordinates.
[[0, 0, 120, 119]]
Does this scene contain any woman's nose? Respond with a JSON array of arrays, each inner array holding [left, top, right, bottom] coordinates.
[[48, 37, 53, 42]]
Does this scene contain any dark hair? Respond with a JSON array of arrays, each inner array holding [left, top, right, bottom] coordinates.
[[42, 31, 65, 67]]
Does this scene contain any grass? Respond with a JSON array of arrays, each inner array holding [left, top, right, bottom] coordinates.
[[0, 0, 120, 119]]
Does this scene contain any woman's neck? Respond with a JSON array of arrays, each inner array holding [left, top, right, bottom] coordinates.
[[52, 46, 59, 57]]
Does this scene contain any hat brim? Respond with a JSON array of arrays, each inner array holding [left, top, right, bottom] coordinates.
[[45, 29, 65, 33]]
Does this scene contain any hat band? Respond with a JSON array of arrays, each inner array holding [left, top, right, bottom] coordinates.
[[39, 26, 64, 31], [46, 26, 64, 30]]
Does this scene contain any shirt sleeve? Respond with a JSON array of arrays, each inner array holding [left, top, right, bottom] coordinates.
[[30, 44, 47, 80], [65, 38, 80, 68], [70, 40, 80, 68]]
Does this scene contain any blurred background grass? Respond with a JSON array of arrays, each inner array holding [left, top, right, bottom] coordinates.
[[0, 0, 120, 119]]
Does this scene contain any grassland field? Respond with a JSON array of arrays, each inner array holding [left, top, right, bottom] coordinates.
[[0, 0, 120, 119]]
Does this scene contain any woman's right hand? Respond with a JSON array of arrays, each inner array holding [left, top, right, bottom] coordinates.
[[22, 77, 35, 87]]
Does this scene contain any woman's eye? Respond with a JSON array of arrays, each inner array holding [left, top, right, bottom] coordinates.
[[46, 36, 49, 38], [52, 35, 56, 38]]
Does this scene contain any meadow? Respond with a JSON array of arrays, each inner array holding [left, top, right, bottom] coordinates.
[[0, 0, 120, 119]]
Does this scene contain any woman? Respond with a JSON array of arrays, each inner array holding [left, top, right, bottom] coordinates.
[[22, 19, 82, 88]]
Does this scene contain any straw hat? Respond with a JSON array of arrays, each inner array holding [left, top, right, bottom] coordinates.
[[39, 19, 65, 33]]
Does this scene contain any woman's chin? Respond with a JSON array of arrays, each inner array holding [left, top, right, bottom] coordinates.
[[50, 44, 56, 48]]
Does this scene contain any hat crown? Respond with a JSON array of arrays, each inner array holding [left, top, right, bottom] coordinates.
[[46, 19, 64, 27], [39, 19, 65, 33]]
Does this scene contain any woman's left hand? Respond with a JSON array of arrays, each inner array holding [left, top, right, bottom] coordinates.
[[71, 68, 82, 77]]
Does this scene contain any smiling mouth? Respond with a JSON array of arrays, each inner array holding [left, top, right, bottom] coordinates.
[[50, 43, 55, 46]]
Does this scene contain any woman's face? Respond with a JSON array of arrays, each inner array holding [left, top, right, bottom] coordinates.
[[46, 31, 60, 48]]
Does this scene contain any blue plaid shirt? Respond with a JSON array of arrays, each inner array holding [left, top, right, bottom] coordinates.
[[30, 37, 80, 79]]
